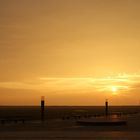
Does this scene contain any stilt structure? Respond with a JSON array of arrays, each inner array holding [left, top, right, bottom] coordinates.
[[105, 99, 108, 117], [41, 96, 45, 122]]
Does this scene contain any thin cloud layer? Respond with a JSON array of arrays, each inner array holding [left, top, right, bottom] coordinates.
[[0, 74, 140, 93]]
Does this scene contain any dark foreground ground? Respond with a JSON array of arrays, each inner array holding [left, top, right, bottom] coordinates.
[[0, 106, 140, 139]]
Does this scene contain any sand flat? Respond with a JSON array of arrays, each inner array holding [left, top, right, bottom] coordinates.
[[0, 131, 140, 140], [0, 106, 140, 139]]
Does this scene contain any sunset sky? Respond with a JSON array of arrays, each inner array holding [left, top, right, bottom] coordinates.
[[1, 0, 140, 105]]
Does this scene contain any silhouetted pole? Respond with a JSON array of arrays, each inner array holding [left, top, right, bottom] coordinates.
[[41, 96, 45, 122], [105, 99, 108, 117]]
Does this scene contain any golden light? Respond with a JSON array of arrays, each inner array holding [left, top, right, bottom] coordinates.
[[111, 86, 118, 95]]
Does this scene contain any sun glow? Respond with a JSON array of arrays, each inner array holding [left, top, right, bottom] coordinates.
[[111, 86, 118, 95]]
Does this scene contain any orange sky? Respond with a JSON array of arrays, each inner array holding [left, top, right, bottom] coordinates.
[[1, 0, 140, 105]]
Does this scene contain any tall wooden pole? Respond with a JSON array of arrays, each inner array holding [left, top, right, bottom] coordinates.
[[41, 96, 45, 122], [105, 99, 108, 117]]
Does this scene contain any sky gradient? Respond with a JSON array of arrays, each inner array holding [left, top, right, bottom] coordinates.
[[1, 0, 140, 105]]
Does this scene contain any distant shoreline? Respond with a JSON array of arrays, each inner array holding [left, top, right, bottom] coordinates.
[[0, 105, 140, 107]]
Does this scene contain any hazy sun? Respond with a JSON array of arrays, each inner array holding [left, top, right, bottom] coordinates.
[[111, 86, 118, 95]]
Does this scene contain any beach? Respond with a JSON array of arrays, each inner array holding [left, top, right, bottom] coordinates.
[[0, 131, 140, 140], [0, 106, 140, 139]]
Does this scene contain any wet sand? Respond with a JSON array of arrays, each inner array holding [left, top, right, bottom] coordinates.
[[0, 131, 140, 140], [0, 106, 140, 139], [0, 114, 140, 139]]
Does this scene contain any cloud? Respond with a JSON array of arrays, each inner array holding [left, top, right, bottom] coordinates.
[[1, 74, 140, 105], [0, 74, 140, 94]]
